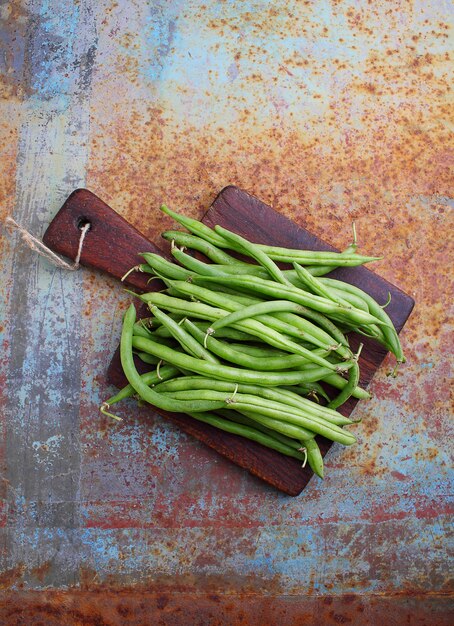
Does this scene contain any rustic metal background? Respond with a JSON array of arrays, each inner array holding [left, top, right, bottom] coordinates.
[[1, 0, 453, 623]]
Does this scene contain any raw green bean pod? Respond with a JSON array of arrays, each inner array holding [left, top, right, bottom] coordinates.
[[216, 410, 309, 450], [132, 335, 342, 385], [152, 376, 353, 427], [119, 304, 229, 413], [327, 344, 363, 409], [169, 282, 320, 343], [293, 262, 352, 308], [303, 437, 324, 478], [192, 274, 387, 328], [238, 409, 321, 445], [163, 280, 347, 353], [160, 205, 381, 266], [134, 351, 160, 365], [100, 364, 181, 419], [133, 320, 154, 339], [184, 319, 314, 371], [158, 389, 355, 445], [186, 411, 307, 461], [140, 252, 195, 280], [232, 406, 355, 446], [281, 384, 330, 402], [160, 204, 229, 247], [150, 305, 220, 364], [208, 300, 307, 333], [154, 321, 254, 342], [327, 287, 370, 312], [214, 225, 293, 286], [140, 292, 352, 372], [162, 230, 248, 265], [164, 245, 335, 279], [321, 372, 370, 400], [320, 278, 404, 363]]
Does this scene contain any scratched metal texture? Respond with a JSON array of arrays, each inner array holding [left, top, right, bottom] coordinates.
[[0, 0, 453, 623]]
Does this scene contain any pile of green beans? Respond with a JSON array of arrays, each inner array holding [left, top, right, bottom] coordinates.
[[101, 205, 405, 480]]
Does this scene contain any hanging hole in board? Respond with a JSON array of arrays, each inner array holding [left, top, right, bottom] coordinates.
[[77, 217, 92, 231]]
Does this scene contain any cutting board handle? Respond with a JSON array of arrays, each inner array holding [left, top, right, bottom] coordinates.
[[43, 189, 163, 290]]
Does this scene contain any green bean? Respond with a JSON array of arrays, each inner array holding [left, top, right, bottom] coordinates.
[[322, 372, 370, 400], [132, 335, 338, 385], [320, 278, 404, 362], [165, 280, 312, 342], [140, 292, 351, 372], [235, 338, 323, 357], [216, 410, 308, 450], [214, 225, 293, 286], [250, 248, 381, 267], [134, 351, 160, 365], [328, 345, 363, 409], [211, 264, 335, 280], [304, 265, 337, 277], [161, 205, 379, 266], [167, 248, 301, 287], [170, 247, 226, 276], [192, 274, 387, 328], [293, 262, 352, 308], [227, 343, 289, 358], [133, 320, 153, 339], [174, 255, 269, 278], [162, 230, 247, 265], [139, 291, 229, 321], [140, 252, 194, 280], [160, 204, 228, 247], [163, 280, 346, 354], [132, 329, 178, 348], [158, 389, 355, 445], [119, 304, 227, 413], [238, 409, 321, 444], [338, 319, 386, 343], [282, 383, 330, 402], [184, 319, 314, 371], [140, 316, 164, 329], [272, 311, 351, 356], [152, 376, 353, 427], [101, 364, 181, 415], [154, 321, 255, 342], [328, 287, 370, 312], [186, 411, 307, 460], [304, 437, 324, 478], [163, 230, 335, 277], [212, 286, 351, 355], [194, 282, 350, 350], [208, 300, 307, 333], [273, 309, 350, 350], [150, 306, 220, 364], [166, 246, 334, 280], [161, 206, 381, 266], [233, 406, 355, 446]]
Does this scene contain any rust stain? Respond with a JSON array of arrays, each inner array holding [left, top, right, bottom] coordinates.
[[0, 1, 30, 100], [0, 564, 25, 589], [30, 560, 53, 583], [1, 590, 454, 626]]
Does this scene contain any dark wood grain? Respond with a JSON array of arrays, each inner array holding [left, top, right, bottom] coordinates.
[[42, 188, 162, 291], [44, 187, 414, 496]]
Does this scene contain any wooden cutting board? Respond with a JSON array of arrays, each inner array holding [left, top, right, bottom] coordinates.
[[43, 186, 414, 495]]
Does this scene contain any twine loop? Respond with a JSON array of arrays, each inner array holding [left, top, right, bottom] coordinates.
[[4, 216, 90, 270]]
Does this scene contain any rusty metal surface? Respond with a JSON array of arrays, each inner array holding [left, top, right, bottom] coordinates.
[[0, 0, 453, 622]]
